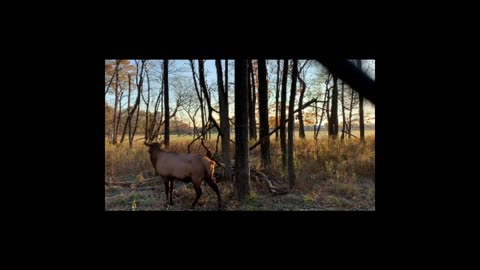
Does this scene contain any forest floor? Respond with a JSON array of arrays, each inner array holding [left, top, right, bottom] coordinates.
[[105, 134, 375, 211], [105, 176, 375, 211]]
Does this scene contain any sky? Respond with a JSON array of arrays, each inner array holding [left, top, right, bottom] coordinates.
[[105, 59, 375, 125]]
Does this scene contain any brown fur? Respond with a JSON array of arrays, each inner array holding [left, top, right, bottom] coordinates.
[[144, 141, 221, 209]]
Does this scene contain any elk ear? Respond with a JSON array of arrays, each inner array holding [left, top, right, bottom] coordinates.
[[144, 141, 151, 147]]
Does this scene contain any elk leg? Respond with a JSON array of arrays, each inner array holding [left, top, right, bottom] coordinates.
[[191, 183, 203, 208], [169, 178, 175, 205], [206, 179, 222, 209], [163, 178, 169, 207]]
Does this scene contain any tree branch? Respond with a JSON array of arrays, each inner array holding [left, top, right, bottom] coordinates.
[[249, 98, 317, 151], [340, 130, 359, 138], [187, 124, 215, 153], [316, 59, 375, 104]]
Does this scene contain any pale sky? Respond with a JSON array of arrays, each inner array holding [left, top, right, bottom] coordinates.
[[105, 59, 375, 125]]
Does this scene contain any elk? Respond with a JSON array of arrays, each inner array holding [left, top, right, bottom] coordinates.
[[144, 141, 222, 209]]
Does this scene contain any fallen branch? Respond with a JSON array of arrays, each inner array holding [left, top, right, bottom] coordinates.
[[250, 169, 289, 195]]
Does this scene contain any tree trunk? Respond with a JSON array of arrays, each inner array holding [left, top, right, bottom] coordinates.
[[297, 70, 306, 139], [112, 62, 119, 144], [143, 65, 151, 140], [280, 59, 288, 171], [164, 59, 170, 148], [189, 60, 206, 137], [326, 77, 332, 136], [115, 90, 123, 142], [148, 70, 163, 142], [314, 99, 318, 138], [152, 67, 164, 142], [341, 80, 346, 140], [157, 76, 165, 140], [357, 60, 365, 143], [257, 59, 271, 168], [234, 60, 250, 200], [316, 91, 328, 140], [275, 59, 280, 141], [215, 60, 232, 182], [130, 98, 141, 148], [248, 60, 257, 140], [288, 59, 298, 189], [225, 59, 228, 92], [121, 74, 131, 144], [331, 75, 338, 139], [348, 87, 355, 139]]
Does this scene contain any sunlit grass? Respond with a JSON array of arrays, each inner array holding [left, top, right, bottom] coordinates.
[[105, 130, 375, 211]]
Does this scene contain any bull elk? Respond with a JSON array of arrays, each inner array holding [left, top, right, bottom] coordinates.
[[144, 141, 222, 210]]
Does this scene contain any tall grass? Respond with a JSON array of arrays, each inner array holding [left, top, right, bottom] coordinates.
[[106, 134, 374, 187]]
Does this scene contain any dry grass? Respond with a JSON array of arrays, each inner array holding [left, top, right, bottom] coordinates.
[[105, 132, 375, 211]]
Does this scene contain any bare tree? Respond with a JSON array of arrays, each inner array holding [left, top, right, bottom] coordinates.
[[248, 60, 257, 140], [315, 85, 328, 141], [183, 89, 200, 138], [198, 60, 222, 136], [234, 60, 250, 200], [314, 101, 326, 140], [115, 84, 124, 144], [147, 61, 164, 142], [258, 59, 271, 168], [215, 60, 232, 182], [331, 75, 339, 139], [120, 60, 145, 147], [225, 59, 228, 92], [105, 60, 119, 96], [189, 60, 206, 136], [111, 60, 120, 144], [131, 91, 141, 148], [125, 74, 132, 143], [164, 59, 170, 148], [357, 59, 365, 143], [249, 97, 318, 152], [275, 60, 280, 141], [142, 64, 151, 141], [151, 63, 165, 141], [280, 59, 288, 171], [341, 80, 346, 140], [325, 73, 332, 136], [297, 60, 309, 139], [288, 59, 298, 189]]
